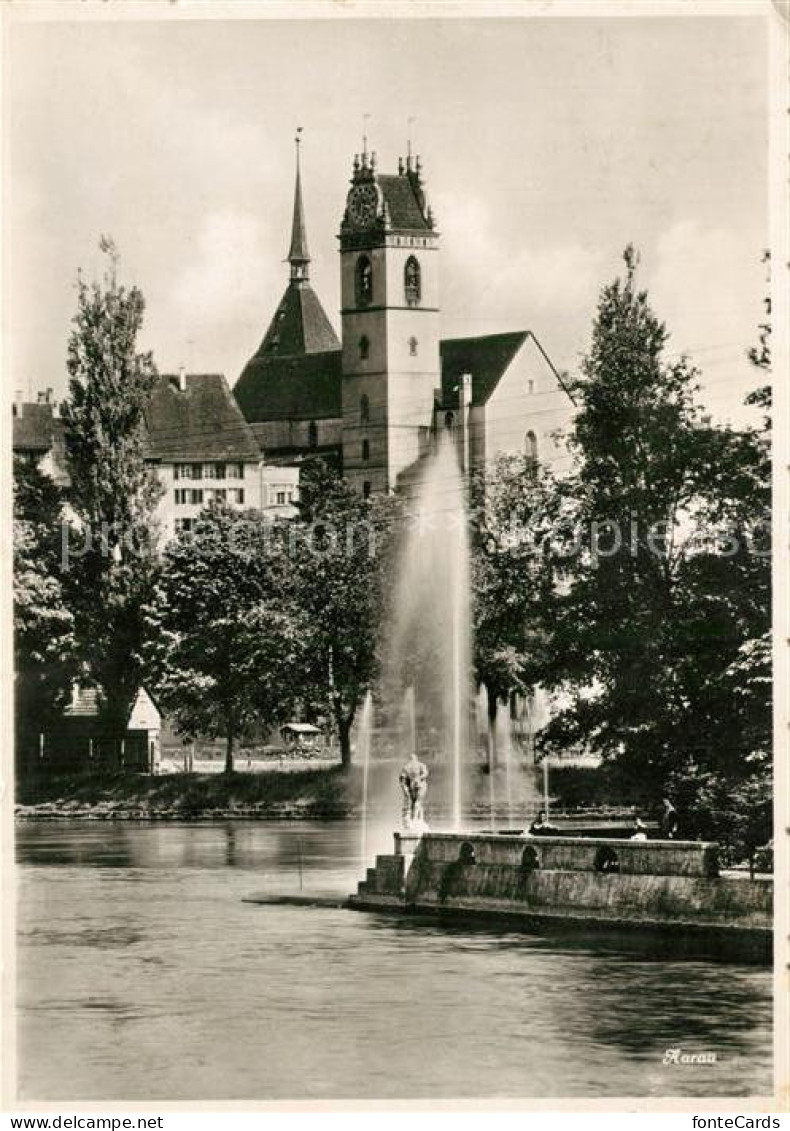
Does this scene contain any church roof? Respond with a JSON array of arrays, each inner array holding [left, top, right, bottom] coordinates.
[[440, 331, 529, 406], [288, 162, 310, 265], [235, 350, 342, 422], [376, 174, 432, 231], [256, 282, 340, 359], [144, 373, 261, 462]]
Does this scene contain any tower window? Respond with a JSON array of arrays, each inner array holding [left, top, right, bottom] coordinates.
[[525, 430, 538, 472], [362, 439, 370, 462], [360, 394, 370, 424], [308, 421, 318, 448], [359, 335, 370, 360], [408, 336, 418, 357], [356, 255, 373, 307], [404, 256, 421, 305]]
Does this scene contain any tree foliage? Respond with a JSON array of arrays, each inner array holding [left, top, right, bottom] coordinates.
[[59, 238, 162, 725], [148, 506, 307, 772], [289, 468, 398, 765], [13, 458, 76, 769]]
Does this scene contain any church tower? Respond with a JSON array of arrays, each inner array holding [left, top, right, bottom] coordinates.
[[339, 149, 440, 494]]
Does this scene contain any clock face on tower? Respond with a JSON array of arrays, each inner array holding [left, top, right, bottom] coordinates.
[[347, 183, 378, 228]]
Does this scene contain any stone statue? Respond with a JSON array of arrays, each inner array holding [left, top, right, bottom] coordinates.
[[399, 750, 429, 831]]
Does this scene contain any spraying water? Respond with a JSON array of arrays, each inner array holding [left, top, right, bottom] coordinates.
[[388, 432, 472, 829], [357, 691, 374, 868], [495, 700, 515, 830], [403, 686, 417, 760], [477, 684, 496, 829]]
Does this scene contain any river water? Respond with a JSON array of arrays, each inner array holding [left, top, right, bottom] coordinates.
[[16, 820, 772, 1101]]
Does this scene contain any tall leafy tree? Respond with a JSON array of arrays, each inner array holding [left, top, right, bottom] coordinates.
[[469, 454, 571, 741], [290, 469, 397, 766], [60, 238, 162, 725], [542, 246, 770, 818], [148, 506, 306, 773]]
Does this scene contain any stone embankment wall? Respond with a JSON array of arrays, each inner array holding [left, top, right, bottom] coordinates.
[[351, 833, 773, 942]]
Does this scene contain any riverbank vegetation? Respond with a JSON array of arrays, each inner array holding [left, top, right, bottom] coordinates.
[[14, 243, 771, 865]]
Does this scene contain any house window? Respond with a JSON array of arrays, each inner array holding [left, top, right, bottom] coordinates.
[[215, 462, 226, 480], [276, 491, 287, 505], [213, 488, 226, 503], [408, 336, 418, 356], [232, 488, 245, 505], [203, 464, 216, 479], [359, 335, 370, 360], [175, 518, 193, 535], [362, 439, 370, 462], [360, 394, 370, 423], [308, 421, 318, 448], [356, 255, 373, 307], [362, 481, 372, 499], [192, 463, 202, 480], [191, 489, 204, 505], [404, 256, 421, 305], [175, 463, 191, 481]]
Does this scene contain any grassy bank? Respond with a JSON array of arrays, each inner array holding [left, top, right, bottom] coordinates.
[[15, 766, 361, 821], [15, 759, 623, 822]]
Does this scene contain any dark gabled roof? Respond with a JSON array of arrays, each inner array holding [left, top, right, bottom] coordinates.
[[144, 374, 261, 462], [440, 331, 528, 407], [235, 350, 343, 422], [12, 403, 63, 452], [377, 173, 431, 231], [256, 282, 340, 359]]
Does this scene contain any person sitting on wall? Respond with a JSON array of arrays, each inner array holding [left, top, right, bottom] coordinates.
[[630, 818, 648, 841], [660, 798, 679, 839], [399, 751, 429, 830], [528, 809, 556, 836]]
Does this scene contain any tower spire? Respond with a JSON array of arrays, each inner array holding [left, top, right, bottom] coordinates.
[[288, 127, 310, 282]]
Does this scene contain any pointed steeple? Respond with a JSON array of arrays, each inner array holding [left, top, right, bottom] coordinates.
[[288, 129, 310, 282]]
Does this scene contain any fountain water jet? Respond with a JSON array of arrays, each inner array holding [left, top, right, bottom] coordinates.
[[477, 684, 496, 829], [387, 432, 472, 829], [495, 700, 516, 830]]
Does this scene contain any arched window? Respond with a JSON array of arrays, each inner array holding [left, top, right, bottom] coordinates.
[[359, 335, 370, 360], [594, 846, 620, 874], [525, 430, 538, 470], [404, 256, 421, 305], [362, 439, 370, 462], [360, 394, 370, 423], [521, 845, 540, 872], [458, 842, 477, 865], [356, 255, 373, 307], [408, 336, 418, 357], [308, 421, 318, 448]]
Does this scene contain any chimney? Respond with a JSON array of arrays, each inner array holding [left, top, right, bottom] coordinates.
[[37, 390, 47, 404], [178, 367, 187, 393], [45, 387, 53, 403]]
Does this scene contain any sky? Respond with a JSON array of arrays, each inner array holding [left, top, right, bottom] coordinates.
[[3, 9, 770, 426]]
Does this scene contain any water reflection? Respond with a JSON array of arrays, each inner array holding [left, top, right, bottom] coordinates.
[[16, 820, 772, 1101]]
